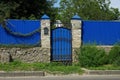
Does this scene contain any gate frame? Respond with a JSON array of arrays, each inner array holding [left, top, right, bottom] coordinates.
[[51, 26, 72, 64]]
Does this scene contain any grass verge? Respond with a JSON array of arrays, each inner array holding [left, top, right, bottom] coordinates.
[[0, 61, 83, 74]]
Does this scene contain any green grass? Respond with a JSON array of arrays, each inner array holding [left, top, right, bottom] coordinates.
[[45, 65, 83, 74], [0, 61, 120, 75], [0, 61, 83, 74], [88, 64, 120, 70]]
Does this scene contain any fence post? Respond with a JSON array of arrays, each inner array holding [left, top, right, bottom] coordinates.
[[41, 14, 51, 48], [71, 14, 82, 63], [41, 14, 51, 62]]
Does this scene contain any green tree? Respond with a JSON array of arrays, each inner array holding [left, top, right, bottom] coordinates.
[[0, 0, 57, 22], [59, 0, 120, 22], [0, 2, 19, 22]]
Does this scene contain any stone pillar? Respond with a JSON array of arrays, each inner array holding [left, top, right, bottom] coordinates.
[[71, 14, 82, 63], [41, 14, 51, 62]]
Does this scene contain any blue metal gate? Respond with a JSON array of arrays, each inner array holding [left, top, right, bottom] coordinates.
[[51, 27, 72, 62]]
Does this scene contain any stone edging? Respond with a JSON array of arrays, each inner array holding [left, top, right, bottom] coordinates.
[[84, 70, 120, 75], [0, 70, 120, 77], [0, 71, 45, 77]]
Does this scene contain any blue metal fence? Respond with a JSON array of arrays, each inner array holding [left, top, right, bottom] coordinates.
[[0, 19, 40, 45], [83, 21, 120, 45], [1, 19, 120, 46]]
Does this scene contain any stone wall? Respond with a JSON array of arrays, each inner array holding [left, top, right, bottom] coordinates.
[[0, 47, 50, 63], [72, 48, 79, 63], [97, 46, 112, 53]]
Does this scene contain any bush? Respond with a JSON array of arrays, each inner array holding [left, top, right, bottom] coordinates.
[[109, 45, 120, 66], [78, 45, 108, 67]]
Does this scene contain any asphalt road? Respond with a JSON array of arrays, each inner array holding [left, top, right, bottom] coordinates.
[[0, 75, 120, 80]]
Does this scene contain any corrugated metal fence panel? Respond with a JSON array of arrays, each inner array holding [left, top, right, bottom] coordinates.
[[0, 20, 40, 45], [83, 21, 120, 45]]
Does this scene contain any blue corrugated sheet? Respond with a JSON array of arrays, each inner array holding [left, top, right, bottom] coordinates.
[[83, 21, 120, 45], [0, 19, 40, 45]]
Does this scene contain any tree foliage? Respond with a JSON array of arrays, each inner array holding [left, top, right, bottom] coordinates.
[[0, 0, 57, 22], [58, 0, 120, 22]]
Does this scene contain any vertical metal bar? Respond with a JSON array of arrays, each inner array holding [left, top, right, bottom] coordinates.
[[58, 28, 60, 61], [52, 29, 55, 61], [66, 28, 67, 62], [55, 28, 57, 61], [53, 29, 55, 61], [67, 29, 68, 62], [68, 28, 69, 64], [70, 28, 72, 64], [52, 29, 54, 61], [61, 28, 62, 61], [64, 28, 66, 63], [51, 29, 52, 61], [64, 28, 65, 62]]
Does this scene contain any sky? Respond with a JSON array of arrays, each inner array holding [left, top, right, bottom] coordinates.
[[110, 0, 120, 11], [54, 0, 120, 11], [54, 0, 60, 7]]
